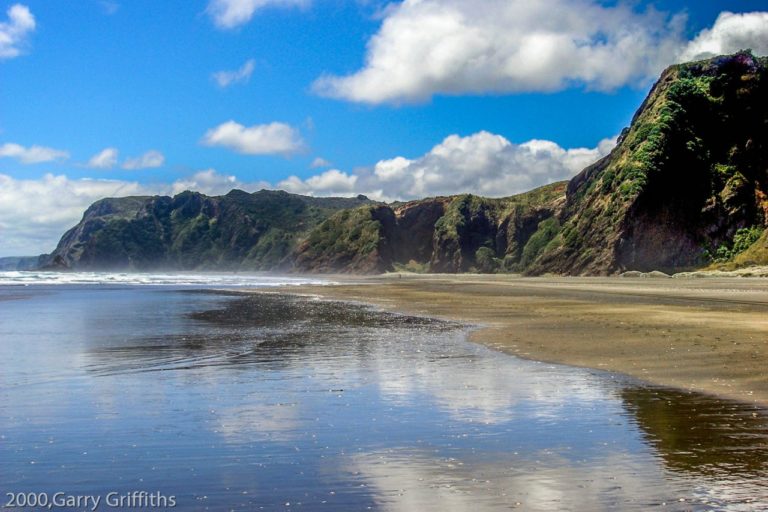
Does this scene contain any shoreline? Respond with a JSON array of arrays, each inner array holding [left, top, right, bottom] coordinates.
[[256, 273, 768, 407]]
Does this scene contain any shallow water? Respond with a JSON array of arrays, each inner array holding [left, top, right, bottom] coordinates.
[[1, 283, 767, 511]]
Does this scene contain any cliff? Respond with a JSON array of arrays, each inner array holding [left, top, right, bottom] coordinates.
[[43, 190, 373, 270], [530, 51, 768, 274], [291, 183, 566, 273], [42, 52, 768, 275]]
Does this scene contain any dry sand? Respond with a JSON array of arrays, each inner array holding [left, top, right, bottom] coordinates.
[[276, 274, 768, 406]]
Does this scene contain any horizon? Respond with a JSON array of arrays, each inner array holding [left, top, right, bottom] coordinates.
[[1, 1, 768, 255]]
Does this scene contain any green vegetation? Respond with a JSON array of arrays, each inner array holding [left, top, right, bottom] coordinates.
[[301, 207, 383, 259], [50, 190, 373, 270], [528, 51, 768, 275], [521, 218, 560, 267], [708, 226, 764, 263], [292, 205, 391, 273], [433, 195, 474, 242], [733, 228, 768, 267], [392, 260, 430, 273], [432, 191, 560, 273], [616, 74, 713, 199], [474, 246, 501, 273]]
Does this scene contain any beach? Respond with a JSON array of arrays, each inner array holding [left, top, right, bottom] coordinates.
[[3, 276, 768, 509], [280, 274, 768, 406]]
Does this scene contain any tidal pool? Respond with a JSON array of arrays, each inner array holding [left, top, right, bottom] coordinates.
[[1, 283, 766, 511]]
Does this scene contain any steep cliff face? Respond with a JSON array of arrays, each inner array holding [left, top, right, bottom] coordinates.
[[530, 51, 768, 275], [291, 205, 396, 274], [45, 190, 373, 270], [291, 182, 566, 273]]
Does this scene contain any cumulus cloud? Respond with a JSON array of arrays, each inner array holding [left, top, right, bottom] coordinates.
[[121, 150, 165, 170], [0, 143, 69, 164], [0, 169, 271, 255], [280, 131, 616, 201], [0, 173, 151, 256], [679, 11, 768, 61], [87, 147, 119, 169], [201, 120, 305, 156], [207, 0, 309, 29], [310, 157, 331, 168], [170, 169, 270, 196], [312, 1, 768, 104], [278, 169, 358, 196], [312, 0, 687, 104], [0, 3, 35, 59], [0, 131, 615, 255], [212, 58, 255, 88]]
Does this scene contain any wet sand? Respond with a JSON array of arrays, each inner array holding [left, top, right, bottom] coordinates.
[[274, 274, 768, 406]]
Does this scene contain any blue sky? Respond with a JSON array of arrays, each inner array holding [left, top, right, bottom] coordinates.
[[1, 0, 767, 255]]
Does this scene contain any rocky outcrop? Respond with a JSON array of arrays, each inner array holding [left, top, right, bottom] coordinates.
[[45, 190, 373, 270], [291, 183, 566, 273], [529, 51, 768, 275]]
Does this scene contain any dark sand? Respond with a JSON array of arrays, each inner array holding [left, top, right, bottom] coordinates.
[[270, 274, 768, 406]]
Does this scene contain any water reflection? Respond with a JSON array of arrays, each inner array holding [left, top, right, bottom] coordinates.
[[349, 449, 678, 512], [622, 387, 768, 477], [1, 287, 767, 511]]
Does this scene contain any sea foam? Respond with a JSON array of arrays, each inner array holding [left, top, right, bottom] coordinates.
[[0, 271, 331, 287]]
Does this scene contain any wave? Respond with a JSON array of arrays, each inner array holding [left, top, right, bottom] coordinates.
[[0, 271, 332, 287]]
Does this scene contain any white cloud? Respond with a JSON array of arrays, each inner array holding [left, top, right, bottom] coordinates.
[[99, 1, 120, 15], [679, 12, 768, 61], [87, 147, 119, 169], [0, 130, 614, 256], [310, 157, 332, 168], [0, 169, 272, 256], [0, 143, 69, 164], [201, 120, 305, 156], [0, 3, 35, 59], [312, 0, 687, 104], [212, 58, 255, 88], [207, 0, 309, 29], [312, 1, 768, 104], [0, 173, 151, 256], [278, 169, 358, 196], [281, 131, 616, 201], [121, 150, 165, 170], [171, 169, 270, 196]]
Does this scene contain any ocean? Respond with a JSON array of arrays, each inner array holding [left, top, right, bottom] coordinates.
[[1, 273, 767, 511]]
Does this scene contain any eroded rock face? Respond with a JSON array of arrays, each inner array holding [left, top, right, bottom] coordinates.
[[46, 190, 374, 271], [291, 183, 567, 274], [530, 51, 768, 275], [392, 198, 449, 264]]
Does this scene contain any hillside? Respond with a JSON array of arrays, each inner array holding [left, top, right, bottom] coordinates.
[[42, 190, 373, 270], [530, 51, 768, 274], [292, 182, 566, 273], [41, 52, 768, 275]]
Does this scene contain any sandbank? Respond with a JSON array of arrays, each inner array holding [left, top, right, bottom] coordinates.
[[274, 273, 768, 406]]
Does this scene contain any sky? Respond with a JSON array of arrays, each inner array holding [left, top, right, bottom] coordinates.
[[1, 0, 767, 256]]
